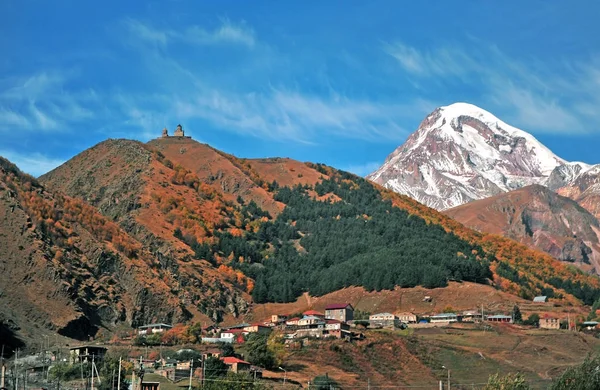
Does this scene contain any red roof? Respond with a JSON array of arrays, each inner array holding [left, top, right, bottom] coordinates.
[[223, 328, 245, 334], [221, 357, 250, 365], [326, 319, 342, 324], [325, 303, 352, 310], [287, 317, 301, 322], [303, 310, 324, 316]]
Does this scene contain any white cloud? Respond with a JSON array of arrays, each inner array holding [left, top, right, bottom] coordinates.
[[167, 87, 424, 143], [384, 41, 600, 134], [0, 149, 64, 177], [126, 18, 255, 48], [124, 19, 168, 45]]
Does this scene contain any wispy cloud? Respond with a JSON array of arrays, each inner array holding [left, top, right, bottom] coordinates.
[[0, 149, 64, 177], [116, 22, 430, 143], [125, 18, 255, 48], [0, 70, 97, 132], [384, 41, 600, 134]]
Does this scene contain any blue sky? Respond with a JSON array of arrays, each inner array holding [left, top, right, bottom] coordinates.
[[1, 1, 600, 177]]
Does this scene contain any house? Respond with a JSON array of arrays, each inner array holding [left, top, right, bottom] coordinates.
[[461, 310, 482, 322], [539, 316, 560, 330], [369, 313, 399, 328], [298, 315, 326, 328], [582, 321, 599, 330], [69, 346, 107, 364], [225, 323, 251, 330], [221, 357, 251, 374], [429, 313, 458, 323], [286, 317, 301, 326], [396, 312, 417, 324], [137, 323, 173, 335], [533, 296, 548, 303], [325, 304, 354, 322], [369, 313, 396, 321], [487, 315, 513, 323], [271, 314, 288, 323], [325, 319, 350, 331], [303, 310, 325, 318], [176, 361, 192, 370], [243, 324, 272, 334]]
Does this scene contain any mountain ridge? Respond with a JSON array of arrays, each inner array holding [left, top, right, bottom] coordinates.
[[445, 184, 600, 272]]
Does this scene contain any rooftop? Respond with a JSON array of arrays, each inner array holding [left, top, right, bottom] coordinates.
[[303, 310, 324, 316], [325, 303, 353, 310], [138, 323, 173, 329], [533, 296, 548, 302], [221, 357, 250, 365]]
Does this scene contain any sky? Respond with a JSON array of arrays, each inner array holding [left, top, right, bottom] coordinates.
[[1, 1, 600, 177]]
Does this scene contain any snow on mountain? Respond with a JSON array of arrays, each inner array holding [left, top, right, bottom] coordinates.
[[547, 161, 594, 191], [368, 102, 566, 210]]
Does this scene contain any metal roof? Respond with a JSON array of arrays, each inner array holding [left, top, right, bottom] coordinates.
[[533, 296, 548, 302], [138, 323, 173, 329]]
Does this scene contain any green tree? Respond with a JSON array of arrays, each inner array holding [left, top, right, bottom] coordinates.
[[246, 333, 276, 369], [203, 357, 228, 381], [523, 313, 540, 327], [551, 354, 600, 389], [219, 343, 236, 358], [312, 374, 339, 390], [512, 305, 523, 324], [484, 373, 531, 390], [201, 372, 272, 390]]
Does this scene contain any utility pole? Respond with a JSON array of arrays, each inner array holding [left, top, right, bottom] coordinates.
[[117, 357, 122, 390], [188, 359, 193, 390], [447, 369, 451, 390], [15, 348, 19, 390], [1, 345, 5, 390]]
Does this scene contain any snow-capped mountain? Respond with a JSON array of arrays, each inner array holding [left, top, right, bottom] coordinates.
[[547, 161, 593, 191], [556, 163, 600, 220], [368, 103, 566, 210]]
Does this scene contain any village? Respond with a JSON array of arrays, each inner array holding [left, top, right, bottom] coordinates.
[[3, 293, 599, 390]]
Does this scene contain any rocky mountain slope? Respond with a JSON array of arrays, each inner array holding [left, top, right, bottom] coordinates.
[[368, 102, 565, 210], [0, 157, 187, 341], [555, 164, 600, 220], [445, 185, 600, 272]]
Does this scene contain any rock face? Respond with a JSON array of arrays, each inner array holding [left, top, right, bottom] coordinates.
[[0, 157, 183, 341], [445, 185, 600, 273], [556, 164, 600, 221], [368, 103, 565, 210]]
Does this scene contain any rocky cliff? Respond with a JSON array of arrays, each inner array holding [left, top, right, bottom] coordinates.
[[445, 185, 600, 273]]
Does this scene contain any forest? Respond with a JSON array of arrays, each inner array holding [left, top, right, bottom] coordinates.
[[192, 172, 493, 303]]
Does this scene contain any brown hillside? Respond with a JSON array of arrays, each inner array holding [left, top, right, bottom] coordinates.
[[445, 185, 600, 273], [39, 135, 600, 328], [0, 156, 186, 341]]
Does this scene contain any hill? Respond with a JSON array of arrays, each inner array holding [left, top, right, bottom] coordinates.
[[445, 185, 600, 273], [0, 156, 187, 341], [34, 135, 600, 333]]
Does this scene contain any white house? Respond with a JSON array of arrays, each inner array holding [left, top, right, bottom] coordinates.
[[369, 313, 397, 321], [429, 313, 458, 323], [138, 323, 173, 335]]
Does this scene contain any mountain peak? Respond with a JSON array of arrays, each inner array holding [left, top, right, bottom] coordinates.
[[368, 104, 565, 210]]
